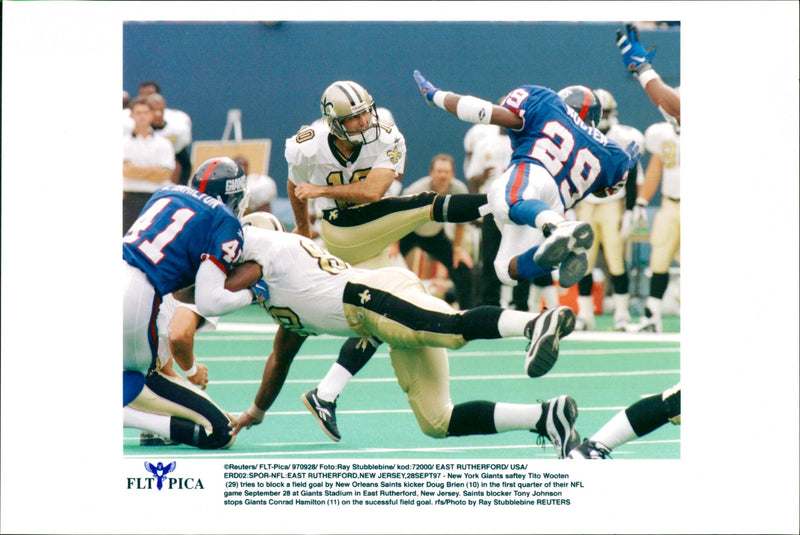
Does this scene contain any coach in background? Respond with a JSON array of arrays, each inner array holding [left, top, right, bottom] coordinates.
[[399, 154, 475, 309]]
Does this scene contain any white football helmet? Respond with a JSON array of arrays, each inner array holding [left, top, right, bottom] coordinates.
[[320, 81, 380, 145], [593, 88, 619, 134], [241, 211, 285, 232]]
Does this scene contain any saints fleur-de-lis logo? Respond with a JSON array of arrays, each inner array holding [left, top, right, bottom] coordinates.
[[386, 147, 402, 164], [329, 209, 339, 220], [359, 289, 371, 304]]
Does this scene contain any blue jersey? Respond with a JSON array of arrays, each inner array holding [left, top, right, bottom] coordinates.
[[123, 185, 244, 295], [502, 85, 635, 209]]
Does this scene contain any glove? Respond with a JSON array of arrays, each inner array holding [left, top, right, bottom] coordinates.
[[616, 23, 657, 77], [413, 70, 439, 103], [620, 210, 634, 239], [251, 280, 269, 304], [632, 202, 649, 230], [625, 140, 642, 168]]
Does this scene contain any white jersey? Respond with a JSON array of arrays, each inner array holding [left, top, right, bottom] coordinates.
[[285, 120, 407, 212], [242, 226, 361, 337], [123, 108, 192, 152], [462, 124, 501, 176], [583, 123, 644, 204], [645, 122, 681, 200], [465, 131, 513, 193]]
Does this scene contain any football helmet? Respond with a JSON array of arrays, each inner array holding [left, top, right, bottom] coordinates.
[[190, 156, 249, 219], [241, 211, 285, 232], [320, 81, 380, 145], [557, 85, 601, 128], [593, 88, 619, 134]]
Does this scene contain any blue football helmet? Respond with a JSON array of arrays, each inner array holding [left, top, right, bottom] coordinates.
[[557, 85, 602, 128], [190, 156, 249, 219]]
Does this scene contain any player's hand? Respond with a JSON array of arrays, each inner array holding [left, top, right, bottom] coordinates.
[[187, 363, 209, 390], [632, 203, 649, 230], [620, 210, 634, 239], [293, 182, 323, 201], [413, 70, 439, 103], [453, 246, 474, 269], [251, 280, 269, 304], [229, 406, 265, 436], [616, 23, 656, 76]]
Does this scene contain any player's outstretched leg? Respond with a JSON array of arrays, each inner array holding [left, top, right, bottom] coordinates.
[[524, 306, 576, 377], [534, 221, 594, 287], [533, 395, 580, 458]]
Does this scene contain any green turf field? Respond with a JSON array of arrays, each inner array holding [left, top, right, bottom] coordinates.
[[124, 306, 680, 460]]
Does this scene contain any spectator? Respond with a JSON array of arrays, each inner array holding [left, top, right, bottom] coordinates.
[[233, 155, 278, 214], [399, 154, 475, 309], [146, 93, 193, 184], [122, 96, 175, 234]]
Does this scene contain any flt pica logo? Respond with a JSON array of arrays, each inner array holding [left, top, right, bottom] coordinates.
[[127, 461, 204, 491]]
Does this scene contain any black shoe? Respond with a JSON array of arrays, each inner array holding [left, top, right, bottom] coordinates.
[[534, 395, 580, 459], [301, 388, 341, 442], [524, 306, 576, 377], [139, 432, 178, 446]]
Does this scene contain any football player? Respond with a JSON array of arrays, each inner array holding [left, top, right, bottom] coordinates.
[[413, 71, 641, 293], [568, 383, 681, 459], [226, 220, 580, 458], [616, 23, 681, 123], [287, 80, 489, 270], [628, 116, 680, 333], [572, 89, 645, 331], [122, 156, 255, 448]]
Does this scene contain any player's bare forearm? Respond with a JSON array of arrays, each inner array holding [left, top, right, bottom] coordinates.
[[288, 180, 312, 238], [297, 172, 394, 204], [225, 261, 263, 292], [253, 327, 306, 411], [644, 79, 681, 122]]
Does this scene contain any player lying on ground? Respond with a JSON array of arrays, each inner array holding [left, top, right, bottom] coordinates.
[[222, 218, 581, 458]]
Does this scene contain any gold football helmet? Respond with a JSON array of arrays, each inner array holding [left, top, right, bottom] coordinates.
[[320, 81, 380, 145]]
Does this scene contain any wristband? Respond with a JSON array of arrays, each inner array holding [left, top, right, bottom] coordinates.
[[247, 403, 266, 419], [184, 363, 198, 378], [432, 90, 450, 110], [637, 68, 661, 89]]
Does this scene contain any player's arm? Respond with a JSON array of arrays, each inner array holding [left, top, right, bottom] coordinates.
[[229, 326, 307, 436], [122, 161, 174, 182], [168, 307, 209, 389], [452, 224, 474, 269], [194, 258, 254, 317], [638, 153, 663, 204], [413, 70, 523, 130], [288, 179, 312, 237], [616, 24, 680, 122], [294, 167, 396, 204]]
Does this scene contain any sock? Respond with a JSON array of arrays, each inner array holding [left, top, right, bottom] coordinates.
[[577, 273, 593, 296], [540, 285, 559, 309], [456, 306, 503, 340], [496, 309, 537, 338], [447, 401, 497, 436], [123, 406, 171, 437], [515, 246, 553, 280], [508, 199, 560, 228], [590, 410, 638, 451], [611, 273, 629, 295], [432, 194, 487, 223], [336, 336, 380, 375], [625, 393, 671, 437], [650, 272, 670, 299], [644, 296, 663, 318], [493, 402, 544, 433], [577, 295, 594, 318], [316, 363, 353, 402]]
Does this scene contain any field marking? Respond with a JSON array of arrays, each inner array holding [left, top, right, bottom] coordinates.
[[197, 346, 679, 363], [201, 322, 681, 343], [123, 439, 680, 459], [209, 368, 679, 386]]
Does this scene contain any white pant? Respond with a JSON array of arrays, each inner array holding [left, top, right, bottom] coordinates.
[[487, 162, 565, 285], [122, 261, 159, 374]]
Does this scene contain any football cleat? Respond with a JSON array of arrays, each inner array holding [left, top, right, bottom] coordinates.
[[139, 432, 178, 446], [533, 395, 580, 459], [524, 306, 576, 377], [301, 388, 341, 442], [626, 307, 662, 333], [567, 438, 612, 459], [534, 221, 594, 288]]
